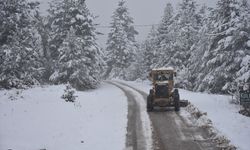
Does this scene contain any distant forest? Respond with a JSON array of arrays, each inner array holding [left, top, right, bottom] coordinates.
[[0, 0, 249, 94]]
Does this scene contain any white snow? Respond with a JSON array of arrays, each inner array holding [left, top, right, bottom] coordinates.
[[2, 80, 250, 150], [70, 18, 76, 23], [241, 55, 250, 67], [224, 36, 233, 48], [152, 66, 174, 71], [247, 40, 250, 47], [0, 83, 127, 150], [49, 70, 59, 81], [180, 90, 250, 150], [122, 80, 250, 150], [116, 83, 153, 150], [76, 14, 85, 20], [236, 55, 250, 82]]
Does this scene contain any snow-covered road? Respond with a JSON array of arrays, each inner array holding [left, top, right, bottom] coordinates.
[[116, 81, 219, 150], [1, 80, 250, 150], [107, 81, 152, 150], [123, 80, 250, 150]]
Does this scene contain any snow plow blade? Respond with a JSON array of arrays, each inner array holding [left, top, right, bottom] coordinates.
[[180, 100, 189, 107]]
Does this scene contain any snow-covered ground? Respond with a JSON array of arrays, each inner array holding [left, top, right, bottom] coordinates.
[[0, 83, 127, 150], [123, 80, 250, 150], [1, 80, 250, 150]]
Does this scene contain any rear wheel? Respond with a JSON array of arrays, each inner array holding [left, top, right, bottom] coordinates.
[[147, 90, 153, 112], [174, 89, 180, 111]]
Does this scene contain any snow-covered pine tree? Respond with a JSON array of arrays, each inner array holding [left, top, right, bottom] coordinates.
[[196, 0, 250, 93], [170, 0, 200, 70], [234, 0, 250, 84], [125, 46, 144, 81], [0, 0, 43, 89], [105, 0, 138, 80], [188, 4, 212, 91], [163, 0, 200, 89], [141, 26, 160, 76], [156, 3, 175, 68], [131, 4, 175, 81], [47, 0, 68, 61], [48, 0, 104, 90], [34, 11, 53, 82], [61, 83, 77, 102], [137, 1, 200, 86], [157, 3, 174, 44]]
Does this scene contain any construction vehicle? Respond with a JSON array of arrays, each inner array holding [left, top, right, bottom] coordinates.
[[147, 67, 188, 112], [239, 82, 250, 116]]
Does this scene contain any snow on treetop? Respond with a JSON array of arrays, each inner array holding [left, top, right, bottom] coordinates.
[[76, 14, 85, 20], [247, 40, 250, 47], [152, 67, 174, 71]]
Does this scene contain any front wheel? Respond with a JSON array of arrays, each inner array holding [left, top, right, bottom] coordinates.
[[147, 95, 153, 112], [174, 89, 180, 111]]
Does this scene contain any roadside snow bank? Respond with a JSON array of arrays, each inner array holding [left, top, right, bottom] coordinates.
[[122, 80, 250, 150], [180, 90, 250, 150], [0, 83, 127, 150], [184, 104, 236, 149]]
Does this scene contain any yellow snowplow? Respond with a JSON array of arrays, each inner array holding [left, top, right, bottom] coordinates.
[[147, 67, 188, 112]]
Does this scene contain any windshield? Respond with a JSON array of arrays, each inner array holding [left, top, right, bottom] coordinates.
[[155, 74, 171, 81]]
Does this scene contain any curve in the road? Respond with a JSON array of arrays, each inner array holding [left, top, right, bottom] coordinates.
[[115, 81, 220, 150], [106, 81, 149, 150]]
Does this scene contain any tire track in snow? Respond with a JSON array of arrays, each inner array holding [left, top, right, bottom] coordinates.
[[106, 81, 153, 150], [115, 81, 165, 150]]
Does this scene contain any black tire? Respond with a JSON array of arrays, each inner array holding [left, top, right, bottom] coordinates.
[[147, 94, 153, 112], [149, 89, 154, 95], [174, 89, 180, 111]]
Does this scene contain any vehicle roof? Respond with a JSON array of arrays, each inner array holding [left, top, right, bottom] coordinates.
[[152, 67, 174, 71]]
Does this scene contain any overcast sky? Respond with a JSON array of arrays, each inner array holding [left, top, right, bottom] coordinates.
[[86, 0, 219, 47], [37, 0, 219, 47]]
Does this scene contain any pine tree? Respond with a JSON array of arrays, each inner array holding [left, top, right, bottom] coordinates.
[[234, 0, 250, 84], [141, 26, 159, 73], [34, 11, 53, 82], [157, 3, 174, 43], [172, 0, 200, 70], [47, 0, 68, 60], [0, 0, 43, 89], [105, 0, 138, 80], [188, 4, 212, 91], [48, 0, 104, 90], [195, 0, 250, 93], [156, 3, 175, 68], [151, 0, 200, 89], [126, 47, 144, 81]]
